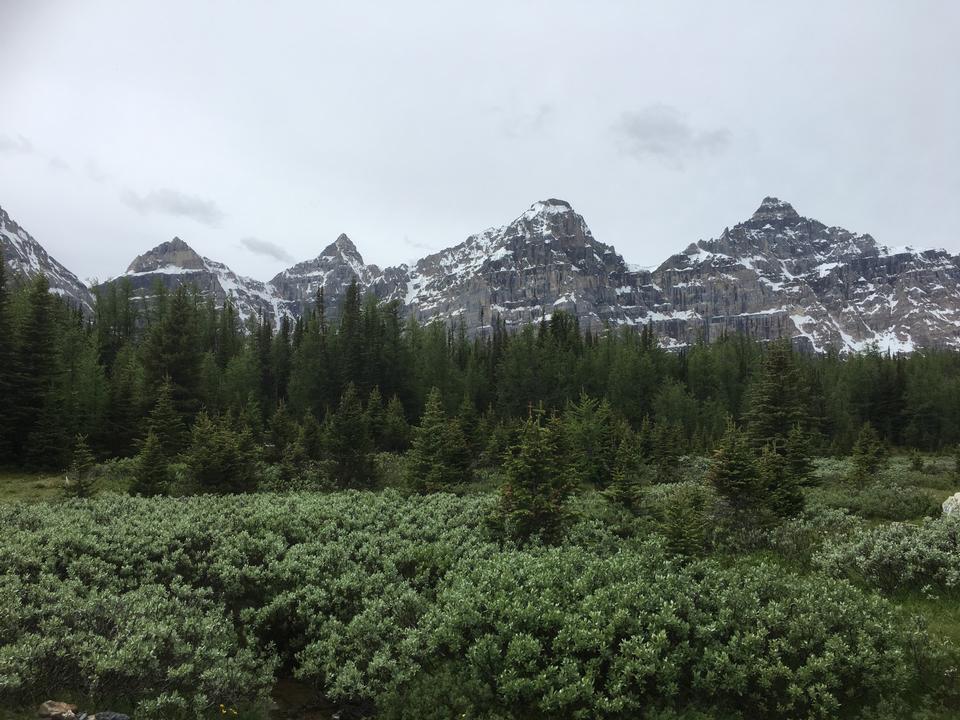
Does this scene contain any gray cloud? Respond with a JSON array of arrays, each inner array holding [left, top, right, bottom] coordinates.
[[494, 103, 555, 138], [0, 133, 34, 155], [240, 236, 293, 262], [402, 234, 436, 252], [85, 159, 109, 184], [616, 105, 731, 166], [121, 187, 224, 226], [48, 156, 71, 172]]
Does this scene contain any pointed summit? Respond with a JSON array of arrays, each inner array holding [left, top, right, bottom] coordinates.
[[126, 237, 206, 274], [321, 233, 361, 259], [749, 196, 801, 224], [522, 198, 575, 221]]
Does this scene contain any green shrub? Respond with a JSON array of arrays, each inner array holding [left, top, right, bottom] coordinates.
[[814, 515, 960, 594], [853, 482, 941, 520], [384, 544, 924, 720], [764, 507, 866, 567]]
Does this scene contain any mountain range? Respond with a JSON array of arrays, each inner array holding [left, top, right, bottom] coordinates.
[[3, 196, 960, 353]]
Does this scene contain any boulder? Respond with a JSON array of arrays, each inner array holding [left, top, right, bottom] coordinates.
[[943, 491, 960, 516], [37, 701, 77, 719]]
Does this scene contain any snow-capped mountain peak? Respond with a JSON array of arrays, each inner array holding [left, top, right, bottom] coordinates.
[[747, 196, 801, 225], [0, 204, 95, 313], [115, 237, 291, 323]]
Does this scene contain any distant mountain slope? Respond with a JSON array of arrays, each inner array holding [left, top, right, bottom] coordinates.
[[7, 196, 960, 352], [266, 196, 960, 352], [0, 205, 95, 314], [119, 237, 291, 324], [654, 197, 960, 351]]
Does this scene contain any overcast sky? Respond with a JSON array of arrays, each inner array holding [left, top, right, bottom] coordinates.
[[1, 1, 957, 283]]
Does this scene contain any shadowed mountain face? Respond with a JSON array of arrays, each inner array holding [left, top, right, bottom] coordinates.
[[6, 198, 960, 352], [0, 205, 95, 314]]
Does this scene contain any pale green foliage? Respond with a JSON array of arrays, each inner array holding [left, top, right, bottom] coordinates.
[[384, 543, 919, 720], [814, 515, 960, 594]]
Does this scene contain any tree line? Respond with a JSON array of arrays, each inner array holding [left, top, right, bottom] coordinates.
[[2, 257, 960, 483]]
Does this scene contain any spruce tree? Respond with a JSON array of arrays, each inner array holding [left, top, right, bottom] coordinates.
[[300, 411, 325, 461], [67, 433, 97, 498], [365, 386, 385, 448], [745, 339, 808, 448], [457, 392, 480, 454], [707, 420, 763, 518], [381, 394, 411, 452], [142, 284, 201, 418], [405, 387, 470, 492], [0, 254, 13, 462], [849, 421, 887, 486], [185, 411, 258, 494], [11, 275, 59, 460], [131, 431, 169, 496], [146, 379, 188, 457], [784, 423, 816, 488], [496, 411, 571, 543], [559, 393, 620, 487], [266, 401, 298, 463], [606, 426, 649, 511], [661, 484, 710, 556], [26, 395, 70, 471], [759, 443, 804, 518], [325, 383, 375, 488]]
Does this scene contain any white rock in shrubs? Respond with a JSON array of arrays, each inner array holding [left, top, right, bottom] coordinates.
[[943, 491, 960, 516]]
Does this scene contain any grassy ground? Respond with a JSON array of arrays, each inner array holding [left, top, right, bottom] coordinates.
[[0, 470, 67, 503]]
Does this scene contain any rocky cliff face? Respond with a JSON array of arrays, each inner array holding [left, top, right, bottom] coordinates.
[[0, 204, 95, 314], [6, 196, 960, 352], [653, 197, 960, 351], [120, 237, 291, 324], [269, 234, 388, 321], [266, 196, 960, 351]]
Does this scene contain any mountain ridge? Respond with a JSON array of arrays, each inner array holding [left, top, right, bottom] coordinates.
[[4, 197, 960, 353]]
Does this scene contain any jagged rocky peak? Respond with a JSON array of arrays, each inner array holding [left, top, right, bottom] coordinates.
[[126, 237, 206, 273], [320, 233, 364, 261], [748, 196, 801, 225], [0, 203, 96, 314]]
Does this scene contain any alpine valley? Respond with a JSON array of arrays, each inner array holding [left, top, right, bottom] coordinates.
[[3, 196, 960, 353]]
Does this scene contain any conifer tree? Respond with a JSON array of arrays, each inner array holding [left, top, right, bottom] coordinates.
[[381, 394, 411, 452], [11, 275, 59, 460], [185, 411, 258, 494], [707, 420, 763, 518], [849, 421, 887, 486], [784, 423, 816, 488], [300, 411, 325, 461], [497, 410, 571, 542], [559, 393, 620, 487], [67, 433, 97, 498], [606, 426, 649, 510], [142, 284, 201, 417], [131, 431, 169, 496], [365, 386, 385, 448], [266, 401, 298, 463], [26, 395, 70, 471], [745, 339, 808, 448], [0, 254, 13, 461], [147, 379, 188, 457], [457, 392, 480, 454], [661, 484, 710, 556], [758, 443, 804, 518], [406, 387, 470, 492], [239, 391, 264, 442], [651, 421, 685, 480], [325, 383, 375, 488]]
